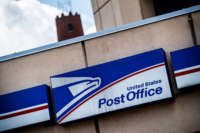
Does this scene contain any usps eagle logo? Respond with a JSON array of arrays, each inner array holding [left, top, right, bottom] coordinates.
[[67, 77, 101, 97], [51, 77, 102, 123]]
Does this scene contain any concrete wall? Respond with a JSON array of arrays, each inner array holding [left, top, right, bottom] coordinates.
[[192, 11, 200, 44], [118, 0, 143, 25], [85, 15, 193, 66], [140, 0, 155, 18], [0, 43, 85, 95], [92, 0, 117, 31], [92, 0, 144, 31], [98, 0, 108, 8], [91, 0, 98, 13], [100, 1, 117, 30], [92, 0, 156, 31], [94, 12, 103, 32], [0, 11, 200, 133], [111, 0, 123, 27]]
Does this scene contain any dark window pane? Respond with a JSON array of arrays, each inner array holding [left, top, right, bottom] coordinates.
[[68, 24, 73, 31], [153, 0, 200, 15]]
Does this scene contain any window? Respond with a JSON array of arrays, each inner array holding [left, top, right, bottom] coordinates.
[[153, 0, 200, 15], [68, 24, 73, 32], [140, 0, 200, 19]]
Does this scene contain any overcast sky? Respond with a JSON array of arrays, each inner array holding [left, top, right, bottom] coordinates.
[[0, 0, 96, 57]]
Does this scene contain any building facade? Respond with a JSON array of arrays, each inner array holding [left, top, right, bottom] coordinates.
[[0, 1, 200, 133], [56, 12, 83, 41], [92, 0, 200, 31]]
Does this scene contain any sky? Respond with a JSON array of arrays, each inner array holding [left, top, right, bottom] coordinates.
[[0, 0, 96, 57]]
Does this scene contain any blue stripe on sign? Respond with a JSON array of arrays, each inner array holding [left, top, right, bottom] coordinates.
[[51, 48, 166, 114], [170, 45, 200, 71], [0, 85, 49, 114]]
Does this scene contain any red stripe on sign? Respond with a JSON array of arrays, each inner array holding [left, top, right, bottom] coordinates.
[[0, 104, 48, 120], [58, 63, 165, 123], [175, 67, 200, 77]]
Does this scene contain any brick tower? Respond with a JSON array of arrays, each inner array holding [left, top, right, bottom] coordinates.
[[56, 12, 84, 41]]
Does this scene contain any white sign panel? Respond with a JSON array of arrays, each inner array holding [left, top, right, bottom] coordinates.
[[51, 49, 173, 124]]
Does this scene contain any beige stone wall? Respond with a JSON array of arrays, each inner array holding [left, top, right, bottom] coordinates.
[[91, 0, 98, 13], [118, 0, 143, 25], [92, 0, 156, 31], [140, 0, 155, 18], [0, 11, 200, 133], [111, 0, 123, 27], [0, 43, 86, 95], [97, 0, 108, 8], [192, 11, 200, 44], [94, 12, 102, 33], [92, 0, 144, 31], [100, 1, 117, 30], [85, 15, 193, 66]]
